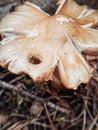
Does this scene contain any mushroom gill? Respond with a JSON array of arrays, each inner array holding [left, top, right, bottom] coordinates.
[[0, 0, 98, 89]]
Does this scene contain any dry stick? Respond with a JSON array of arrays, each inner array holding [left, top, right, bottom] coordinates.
[[82, 83, 90, 130], [7, 121, 24, 130], [86, 104, 98, 127], [88, 114, 98, 130], [0, 80, 43, 102], [23, 118, 51, 129], [0, 80, 70, 114], [83, 83, 98, 130], [28, 121, 51, 129], [82, 107, 86, 130], [66, 118, 83, 130], [44, 103, 56, 130], [0, 72, 10, 79], [9, 75, 25, 84], [82, 94, 89, 130]]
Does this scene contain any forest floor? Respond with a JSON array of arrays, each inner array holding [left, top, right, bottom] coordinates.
[[0, 0, 98, 130]]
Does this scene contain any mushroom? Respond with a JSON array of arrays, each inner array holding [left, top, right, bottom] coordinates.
[[0, 0, 98, 89]]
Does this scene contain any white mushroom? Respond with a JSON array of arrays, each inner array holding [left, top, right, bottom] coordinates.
[[0, 0, 98, 89]]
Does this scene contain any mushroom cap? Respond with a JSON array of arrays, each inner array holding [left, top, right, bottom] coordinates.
[[0, 0, 98, 89]]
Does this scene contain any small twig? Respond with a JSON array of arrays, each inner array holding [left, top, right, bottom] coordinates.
[[82, 107, 86, 130], [10, 113, 28, 119], [88, 114, 98, 130], [9, 75, 25, 84], [46, 101, 70, 114], [0, 80, 70, 114], [1, 121, 12, 130], [0, 71, 10, 79], [0, 80, 43, 102], [27, 119, 51, 129], [86, 104, 98, 127], [72, 109, 84, 122], [7, 121, 24, 130], [66, 118, 83, 130], [82, 96, 88, 130], [44, 103, 56, 130]]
